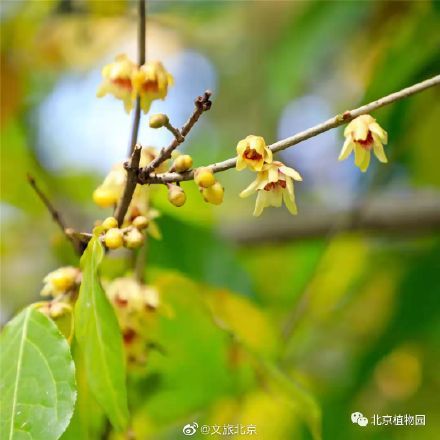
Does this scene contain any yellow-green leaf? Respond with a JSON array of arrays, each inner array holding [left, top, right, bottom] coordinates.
[[74, 237, 128, 431], [0, 306, 76, 440]]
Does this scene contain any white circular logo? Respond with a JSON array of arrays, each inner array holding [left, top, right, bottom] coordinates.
[[182, 422, 198, 436], [351, 412, 368, 427]]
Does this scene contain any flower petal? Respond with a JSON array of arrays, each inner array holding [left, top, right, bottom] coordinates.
[[369, 122, 388, 144], [253, 191, 266, 216], [354, 145, 366, 168], [338, 138, 354, 161], [268, 164, 279, 182], [373, 140, 388, 163], [236, 155, 247, 171], [264, 147, 273, 163], [279, 165, 302, 181], [283, 189, 298, 215], [359, 150, 371, 172], [236, 139, 248, 155], [239, 178, 260, 198]]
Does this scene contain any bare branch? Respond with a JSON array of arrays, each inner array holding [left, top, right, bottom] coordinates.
[[27, 173, 82, 254], [114, 144, 142, 226], [138, 90, 212, 182], [139, 74, 440, 185]]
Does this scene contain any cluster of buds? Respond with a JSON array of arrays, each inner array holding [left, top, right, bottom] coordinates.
[[194, 167, 224, 205], [96, 54, 173, 113], [105, 277, 160, 367], [100, 216, 147, 250], [236, 135, 301, 216]]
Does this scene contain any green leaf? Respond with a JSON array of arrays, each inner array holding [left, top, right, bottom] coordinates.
[[74, 237, 129, 431], [0, 306, 76, 440]]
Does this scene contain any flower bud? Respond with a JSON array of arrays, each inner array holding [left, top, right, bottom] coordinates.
[[132, 215, 149, 230], [102, 216, 118, 230], [93, 187, 118, 208], [202, 181, 224, 205], [168, 185, 186, 207], [104, 228, 124, 249], [194, 167, 215, 188], [149, 113, 169, 129], [173, 154, 193, 172], [124, 228, 145, 249], [49, 302, 70, 319]]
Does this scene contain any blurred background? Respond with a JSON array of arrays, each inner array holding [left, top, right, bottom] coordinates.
[[1, 1, 440, 439]]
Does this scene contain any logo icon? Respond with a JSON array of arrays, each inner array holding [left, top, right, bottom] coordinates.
[[351, 412, 369, 427], [182, 422, 198, 436]]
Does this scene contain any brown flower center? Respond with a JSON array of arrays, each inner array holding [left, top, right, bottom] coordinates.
[[264, 180, 286, 191], [142, 80, 159, 93], [123, 328, 137, 344], [112, 77, 132, 90], [356, 131, 374, 150], [243, 148, 263, 161]]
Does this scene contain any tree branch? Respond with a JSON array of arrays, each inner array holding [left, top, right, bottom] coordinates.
[[27, 173, 82, 254], [138, 74, 440, 185], [138, 90, 212, 181]]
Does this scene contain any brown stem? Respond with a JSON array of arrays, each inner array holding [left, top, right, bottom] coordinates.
[[139, 90, 212, 182], [27, 173, 81, 254]]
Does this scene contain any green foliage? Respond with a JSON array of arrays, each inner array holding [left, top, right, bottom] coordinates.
[[74, 237, 129, 431], [0, 307, 76, 440]]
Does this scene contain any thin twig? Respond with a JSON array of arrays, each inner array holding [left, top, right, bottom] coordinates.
[[27, 173, 81, 254], [139, 90, 212, 181], [138, 74, 440, 185], [114, 144, 142, 226], [127, 0, 146, 157]]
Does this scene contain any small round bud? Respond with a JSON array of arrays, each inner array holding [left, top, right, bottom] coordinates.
[[104, 228, 124, 249], [50, 268, 78, 292], [202, 181, 224, 205], [168, 185, 186, 207], [124, 228, 145, 249], [102, 216, 118, 230], [194, 167, 215, 188], [132, 216, 149, 230], [171, 150, 181, 159], [173, 154, 193, 172], [149, 113, 169, 129], [93, 187, 117, 208]]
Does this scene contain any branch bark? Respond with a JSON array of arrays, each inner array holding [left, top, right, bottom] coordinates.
[[27, 174, 82, 254], [139, 74, 440, 185]]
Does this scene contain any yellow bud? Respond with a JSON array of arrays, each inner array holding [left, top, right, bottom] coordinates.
[[168, 185, 186, 207], [93, 187, 118, 208], [132, 216, 149, 230], [202, 181, 224, 205], [149, 113, 169, 129], [171, 150, 181, 159], [104, 228, 124, 249], [173, 154, 193, 172], [102, 216, 118, 230], [49, 302, 71, 319], [194, 167, 215, 188], [50, 268, 77, 291], [124, 228, 145, 249]]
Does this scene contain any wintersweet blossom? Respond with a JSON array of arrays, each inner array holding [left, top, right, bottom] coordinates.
[[131, 61, 173, 113], [339, 114, 388, 172], [96, 54, 137, 112], [93, 163, 126, 208], [236, 135, 273, 172], [240, 161, 302, 216]]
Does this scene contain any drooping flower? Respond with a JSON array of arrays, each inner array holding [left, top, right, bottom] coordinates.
[[339, 114, 388, 172], [131, 61, 173, 113], [236, 135, 273, 172], [96, 54, 137, 112], [240, 161, 302, 216]]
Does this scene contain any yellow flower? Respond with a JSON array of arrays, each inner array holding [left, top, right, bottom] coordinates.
[[132, 61, 173, 113], [339, 114, 388, 172], [96, 54, 137, 112], [236, 135, 273, 172], [240, 161, 302, 216], [93, 163, 126, 208], [41, 266, 80, 297]]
